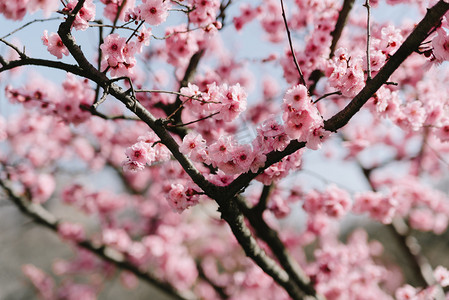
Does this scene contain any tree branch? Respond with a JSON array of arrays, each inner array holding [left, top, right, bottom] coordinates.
[[235, 195, 322, 299], [329, 0, 355, 58]]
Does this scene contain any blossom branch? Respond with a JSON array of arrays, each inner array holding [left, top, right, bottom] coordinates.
[[0, 17, 63, 39], [364, 0, 372, 80], [279, 0, 306, 87], [0, 179, 192, 300]]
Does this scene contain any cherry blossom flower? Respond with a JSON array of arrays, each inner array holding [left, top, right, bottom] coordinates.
[[42, 30, 69, 59], [432, 28, 449, 62], [138, 0, 170, 26], [434, 265, 449, 287]]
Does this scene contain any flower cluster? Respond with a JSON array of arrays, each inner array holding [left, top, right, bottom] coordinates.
[[180, 82, 247, 123], [41, 30, 70, 59], [189, 0, 220, 26], [127, 0, 170, 26], [122, 131, 171, 172], [326, 48, 365, 97], [282, 84, 326, 149]]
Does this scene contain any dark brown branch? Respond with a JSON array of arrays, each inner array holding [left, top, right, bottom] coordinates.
[[0, 58, 87, 77], [252, 184, 273, 214], [216, 197, 308, 300], [329, 0, 355, 58], [364, 0, 372, 80], [0, 180, 192, 300], [236, 195, 322, 299], [280, 0, 306, 87]]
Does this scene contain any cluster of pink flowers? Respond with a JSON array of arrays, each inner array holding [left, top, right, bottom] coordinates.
[[102, 0, 136, 22], [188, 0, 220, 26], [432, 18, 449, 62], [282, 84, 327, 149], [100, 26, 152, 77], [233, 3, 261, 31], [180, 82, 247, 123], [127, 0, 170, 26], [164, 25, 200, 68], [41, 30, 70, 59], [122, 131, 171, 172], [6, 74, 93, 124], [353, 190, 398, 224], [180, 132, 259, 176], [303, 184, 352, 219], [325, 48, 365, 97], [167, 182, 202, 213], [58, 222, 86, 242], [395, 265, 449, 300], [307, 230, 392, 299]]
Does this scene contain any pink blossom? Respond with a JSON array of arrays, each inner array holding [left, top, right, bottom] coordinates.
[[432, 28, 449, 61], [215, 84, 247, 122], [122, 159, 146, 172], [179, 132, 207, 162], [434, 266, 449, 287], [167, 183, 200, 213], [138, 0, 170, 26], [353, 191, 398, 224], [189, 0, 220, 26], [208, 135, 236, 164], [125, 141, 153, 165], [0, 1, 27, 20], [233, 3, 261, 31], [42, 30, 69, 59], [409, 208, 435, 231], [58, 222, 86, 242], [31, 173, 55, 204]]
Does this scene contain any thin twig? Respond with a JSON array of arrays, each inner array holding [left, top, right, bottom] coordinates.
[[110, 0, 127, 35], [279, 0, 306, 87], [167, 112, 220, 128], [136, 89, 219, 104], [364, 0, 372, 80], [80, 104, 141, 121], [1, 17, 63, 39], [313, 91, 342, 104], [0, 38, 27, 59]]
